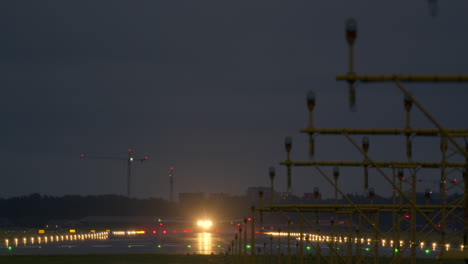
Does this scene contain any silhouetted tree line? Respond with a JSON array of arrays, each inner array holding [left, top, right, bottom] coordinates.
[[0, 193, 253, 227], [0, 194, 179, 226]]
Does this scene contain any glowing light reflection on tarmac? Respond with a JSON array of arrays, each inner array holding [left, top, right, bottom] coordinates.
[[197, 232, 212, 254]]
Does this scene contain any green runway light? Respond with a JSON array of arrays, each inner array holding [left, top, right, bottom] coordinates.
[[157, 244, 162, 248], [128, 245, 132, 248], [187, 245, 192, 248], [39, 246, 42, 249], [246, 245, 251, 249], [68, 246, 71, 249], [7, 246, 12, 251], [365, 248, 369, 251], [158, 218, 162, 222], [425, 249, 430, 254], [306, 246, 311, 251], [217, 245, 221, 248], [394, 248, 399, 253]]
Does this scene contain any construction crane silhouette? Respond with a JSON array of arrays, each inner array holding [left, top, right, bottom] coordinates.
[[80, 148, 148, 197], [169, 166, 174, 203]]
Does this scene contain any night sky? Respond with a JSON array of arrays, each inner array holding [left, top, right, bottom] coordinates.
[[1, 1, 467, 199]]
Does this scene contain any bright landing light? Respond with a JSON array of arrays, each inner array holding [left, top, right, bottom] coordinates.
[[197, 220, 213, 229]]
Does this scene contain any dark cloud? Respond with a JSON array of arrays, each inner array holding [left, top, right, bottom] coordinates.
[[0, 1, 467, 199]]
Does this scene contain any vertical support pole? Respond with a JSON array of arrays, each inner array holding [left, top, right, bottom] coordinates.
[[269, 167, 275, 206], [169, 167, 174, 203], [314, 188, 321, 264], [234, 236, 237, 257], [347, 213, 353, 264], [329, 218, 335, 264], [251, 207, 256, 264], [169, 176, 173, 203], [287, 219, 291, 264], [238, 230, 242, 256], [397, 169, 403, 264], [332, 167, 339, 264], [392, 168, 397, 257], [356, 214, 361, 263], [464, 149, 468, 264], [307, 91, 315, 158], [404, 95, 413, 159], [270, 235, 273, 264], [369, 188, 377, 264], [440, 136, 447, 262], [348, 43, 355, 109], [316, 231, 321, 264], [244, 219, 248, 257], [299, 217, 304, 264], [374, 211, 379, 264], [127, 150, 132, 197], [285, 137, 292, 192], [231, 240, 234, 256], [362, 137, 370, 190], [278, 228, 282, 264], [411, 168, 417, 264]]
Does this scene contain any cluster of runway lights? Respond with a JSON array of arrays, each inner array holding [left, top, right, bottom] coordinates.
[[111, 229, 221, 253], [4, 232, 108, 250], [265, 232, 463, 254]]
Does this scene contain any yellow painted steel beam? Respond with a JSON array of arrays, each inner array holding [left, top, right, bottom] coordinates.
[[336, 74, 468, 82], [300, 128, 468, 137], [280, 160, 466, 168]]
